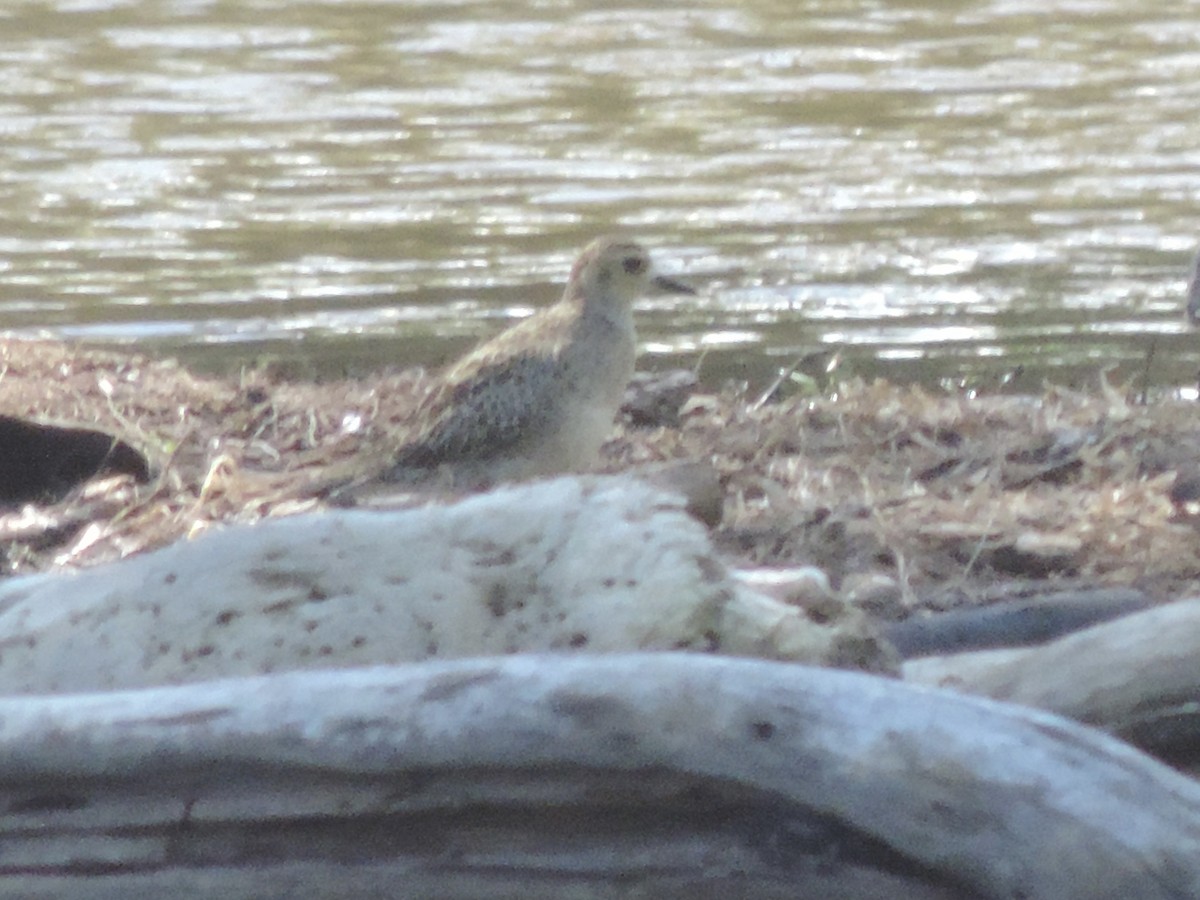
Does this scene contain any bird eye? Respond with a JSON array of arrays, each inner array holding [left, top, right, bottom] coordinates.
[[623, 256, 646, 275]]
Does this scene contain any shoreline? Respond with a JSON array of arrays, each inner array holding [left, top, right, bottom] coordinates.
[[1, 337, 1196, 618]]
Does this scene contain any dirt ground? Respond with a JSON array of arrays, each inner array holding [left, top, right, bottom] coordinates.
[[3, 338, 1199, 619]]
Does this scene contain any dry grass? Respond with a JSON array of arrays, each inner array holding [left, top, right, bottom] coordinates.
[[0, 340, 432, 569], [3, 338, 1199, 611], [605, 376, 1200, 608]]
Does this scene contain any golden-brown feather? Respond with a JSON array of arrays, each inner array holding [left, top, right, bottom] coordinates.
[[381, 236, 692, 486]]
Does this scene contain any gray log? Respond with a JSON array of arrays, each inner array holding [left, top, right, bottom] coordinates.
[[0, 654, 1195, 898], [904, 598, 1200, 767], [886, 587, 1148, 657]]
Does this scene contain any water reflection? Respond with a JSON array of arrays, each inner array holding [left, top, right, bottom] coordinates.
[[0, 0, 1198, 393]]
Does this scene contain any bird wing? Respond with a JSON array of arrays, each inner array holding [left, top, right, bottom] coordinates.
[[390, 351, 564, 469]]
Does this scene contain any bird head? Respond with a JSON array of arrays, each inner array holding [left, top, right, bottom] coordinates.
[[566, 237, 695, 308]]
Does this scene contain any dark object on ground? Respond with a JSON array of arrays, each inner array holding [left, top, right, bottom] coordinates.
[[885, 587, 1149, 658], [622, 369, 699, 427], [0, 414, 149, 505]]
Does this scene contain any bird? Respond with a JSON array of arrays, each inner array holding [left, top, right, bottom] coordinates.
[[375, 236, 694, 490], [1187, 247, 1200, 326]]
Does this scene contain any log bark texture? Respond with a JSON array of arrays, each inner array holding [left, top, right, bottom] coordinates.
[[0, 655, 1194, 898]]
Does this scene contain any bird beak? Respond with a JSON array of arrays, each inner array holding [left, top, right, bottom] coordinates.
[[651, 274, 696, 295]]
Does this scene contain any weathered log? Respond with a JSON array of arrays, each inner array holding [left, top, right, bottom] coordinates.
[[0, 655, 1195, 898], [0, 475, 889, 694], [886, 587, 1149, 657], [904, 598, 1200, 768]]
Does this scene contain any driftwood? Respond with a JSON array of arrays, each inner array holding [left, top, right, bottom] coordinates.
[[0, 476, 889, 694], [0, 654, 1196, 899], [904, 598, 1200, 769], [885, 587, 1149, 657]]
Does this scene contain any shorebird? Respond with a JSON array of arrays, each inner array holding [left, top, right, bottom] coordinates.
[[379, 236, 694, 488], [1187, 247, 1200, 325]]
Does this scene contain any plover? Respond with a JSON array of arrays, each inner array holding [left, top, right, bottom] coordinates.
[[381, 236, 694, 488]]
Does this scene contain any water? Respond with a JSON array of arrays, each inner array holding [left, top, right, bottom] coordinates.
[[1, 0, 1199, 394]]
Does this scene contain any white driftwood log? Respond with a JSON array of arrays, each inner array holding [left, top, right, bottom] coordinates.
[[904, 598, 1200, 765], [0, 654, 1195, 899], [0, 476, 886, 695]]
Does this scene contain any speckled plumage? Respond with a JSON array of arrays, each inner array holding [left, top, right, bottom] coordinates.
[[384, 237, 693, 486]]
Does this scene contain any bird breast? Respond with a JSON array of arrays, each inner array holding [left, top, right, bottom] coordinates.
[[534, 310, 636, 469]]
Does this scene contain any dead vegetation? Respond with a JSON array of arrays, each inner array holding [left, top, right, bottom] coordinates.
[[606, 376, 1200, 612], [2, 338, 1199, 615], [0, 339, 432, 569]]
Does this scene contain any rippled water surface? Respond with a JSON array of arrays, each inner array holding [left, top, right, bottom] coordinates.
[[2, 0, 1200, 392]]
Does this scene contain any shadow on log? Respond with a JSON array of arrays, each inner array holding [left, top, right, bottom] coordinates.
[[0, 655, 1195, 898], [886, 587, 1149, 657], [0, 414, 149, 504]]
